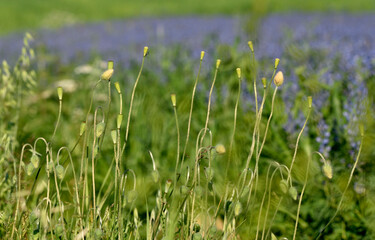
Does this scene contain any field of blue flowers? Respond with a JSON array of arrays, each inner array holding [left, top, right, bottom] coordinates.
[[1, 14, 375, 239]]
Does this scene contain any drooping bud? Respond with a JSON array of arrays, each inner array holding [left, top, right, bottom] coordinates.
[[143, 46, 149, 57], [248, 41, 254, 52], [236, 68, 241, 79], [215, 144, 226, 155], [200, 51, 205, 61], [165, 179, 172, 193], [323, 161, 333, 179], [127, 190, 138, 203], [288, 186, 297, 201], [26, 162, 35, 176], [80, 121, 86, 136], [96, 122, 105, 138], [170, 94, 176, 107], [216, 59, 221, 69], [234, 202, 243, 216], [30, 154, 40, 168], [57, 87, 63, 101], [274, 58, 280, 69], [56, 164, 65, 180], [151, 170, 160, 183], [279, 179, 288, 194], [274, 71, 284, 87]]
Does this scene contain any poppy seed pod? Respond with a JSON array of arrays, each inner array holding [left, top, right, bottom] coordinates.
[[274, 71, 284, 87]]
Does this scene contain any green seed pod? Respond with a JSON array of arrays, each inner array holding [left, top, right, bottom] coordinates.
[[180, 185, 190, 195], [234, 202, 243, 216], [55, 224, 63, 237], [94, 228, 103, 240], [322, 162, 333, 179], [279, 179, 288, 194], [96, 122, 105, 138], [288, 186, 298, 201], [117, 114, 123, 129], [127, 190, 138, 203], [151, 170, 159, 183], [57, 87, 63, 101], [30, 154, 40, 169], [56, 164, 65, 180], [26, 162, 35, 176], [111, 130, 117, 144], [79, 122, 86, 136]]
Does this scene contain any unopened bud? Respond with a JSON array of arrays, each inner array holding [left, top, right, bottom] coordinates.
[[30, 154, 40, 168], [261, 77, 267, 88], [288, 186, 297, 201], [215, 144, 226, 155], [308, 96, 312, 108], [143, 46, 149, 57], [101, 69, 114, 81], [234, 202, 242, 216], [117, 114, 123, 129], [323, 161, 333, 179], [274, 58, 280, 69], [80, 122, 86, 136], [114, 82, 121, 94], [274, 71, 284, 87], [216, 59, 221, 69], [111, 130, 117, 144], [279, 179, 288, 194], [171, 94, 176, 107], [96, 122, 105, 138], [236, 68, 241, 78], [57, 87, 63, 101], [56, 164, 65, 180], [359, 124, 364, 137], [248, 41, 254, 52], [200, 51, 205, 61], [107, 60, 114, 70]]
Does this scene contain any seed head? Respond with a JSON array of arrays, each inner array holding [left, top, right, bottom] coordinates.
[[323, 161, 333, 179], [274, 71, 284, 87]]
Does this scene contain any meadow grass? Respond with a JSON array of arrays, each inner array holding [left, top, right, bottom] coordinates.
[[1, 0, 375, 35], [0, 34, 374, 239]]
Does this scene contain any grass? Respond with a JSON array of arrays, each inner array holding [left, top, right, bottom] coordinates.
[[1, 0, 375, 35], [0, 33, 375, 239]]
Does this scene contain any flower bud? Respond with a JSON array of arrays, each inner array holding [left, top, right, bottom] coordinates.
[[56, 164, 65, 180], [165, 179, 172, 193], [26, 162, 35, 176], [234, 202, 242, 216], [262, 77, 267, 88], [127, 190, 138, 203], [308, 96, 312, 108], [216, 59, 221, 69], [274, 58, 280, 69], [101, 69, 114, 81], [359, 124, 364, 137], [30, 154, 40, 168], [114, 82, 121, 94], [143, 46, 149, 57], [151, 170, 159, 183], [236, 68, 241, 79], [248, 41, 254, 52], [57, 87, 63, 101], [80, 121, 86, 136], [96, 122, 105, 138], [170, 94, 176, 107], [107, 60, 114, 70], [215, 144, 226, 155], [274, 71, 284, 87], [279, 179, 288, 194], [288, 186, 297, 201], [323, 161, 333, 179], [200, 51, 205, 61]]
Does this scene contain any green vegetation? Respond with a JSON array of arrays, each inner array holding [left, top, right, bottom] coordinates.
[[0, 33, 374, 239], [1, 0, 375, 35]]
